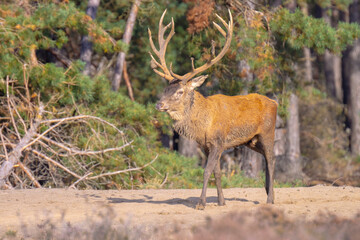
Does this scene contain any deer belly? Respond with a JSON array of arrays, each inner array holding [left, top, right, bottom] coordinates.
[[224, 125, 258, 148]]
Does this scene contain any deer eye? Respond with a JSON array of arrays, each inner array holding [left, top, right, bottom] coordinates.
[[177, 90, 184, 96]]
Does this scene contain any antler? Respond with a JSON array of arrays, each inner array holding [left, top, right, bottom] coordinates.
[[148, 9, 175, 82], [149, 9, 233, 83]]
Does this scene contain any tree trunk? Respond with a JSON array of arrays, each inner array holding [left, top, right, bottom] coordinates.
[[343, 39, 360, 155], [112, 0, 141, 91], [285, 93, 302, 179], [240, 146, 264, 178], [80, 0, 100, 76], [274, 115, 286, 157], [301, 4, 313, 84], [178, 136, 199, 159], [343, 0, 360, 155], [322, 8, 343, 101], [324, 51, 342, 100]]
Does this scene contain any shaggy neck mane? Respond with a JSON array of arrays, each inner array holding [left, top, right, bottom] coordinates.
[[173, 91, 208, 142]]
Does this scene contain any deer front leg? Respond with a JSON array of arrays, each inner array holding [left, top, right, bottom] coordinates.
[[196, 147, 222, 210]]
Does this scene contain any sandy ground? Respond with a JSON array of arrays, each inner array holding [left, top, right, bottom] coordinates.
[[1, 186, 360, 233]]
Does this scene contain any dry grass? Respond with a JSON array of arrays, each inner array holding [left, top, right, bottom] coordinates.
[[188, 206, 360, 240], [2, 206, 359, 240]]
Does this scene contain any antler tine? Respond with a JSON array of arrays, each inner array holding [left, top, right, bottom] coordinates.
[[148, 9, 175, 82], [149, 51, 166, 72], [213, 22, 226, 37], [158, 9, 168, 43], [215, 13, 229, 29], [171, 9, 234, 83], [159, 17, 175, 66], [229, 8, 233, 30], [213, 10, 233, 38], [148, 28, 159, 56]]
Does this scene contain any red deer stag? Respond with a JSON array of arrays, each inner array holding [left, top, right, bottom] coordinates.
[[148, 9, 277, 210]]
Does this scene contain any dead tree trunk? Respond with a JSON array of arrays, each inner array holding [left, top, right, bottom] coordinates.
[[112, 0, 141, 91], [80, 0, 100, 76], [0, 105, 44, 189]]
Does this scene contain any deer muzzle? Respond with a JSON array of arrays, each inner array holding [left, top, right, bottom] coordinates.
[[156, 102, 168, 112]]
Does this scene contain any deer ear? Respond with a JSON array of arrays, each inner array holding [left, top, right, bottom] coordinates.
[[187, 75, 208, 90]]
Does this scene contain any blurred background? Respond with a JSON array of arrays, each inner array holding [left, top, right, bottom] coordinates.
[[0, 0, 359, 190]]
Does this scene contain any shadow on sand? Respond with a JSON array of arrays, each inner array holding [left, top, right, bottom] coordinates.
[[107, 195, 259, 209]]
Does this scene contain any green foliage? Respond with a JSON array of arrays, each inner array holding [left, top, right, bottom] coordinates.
[[0, 1, 127, 105], [271, 8, 360, 54], [1, 0, 360, 189]]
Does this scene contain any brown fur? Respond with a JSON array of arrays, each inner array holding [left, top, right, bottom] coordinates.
[[156, 77, 278, 209]]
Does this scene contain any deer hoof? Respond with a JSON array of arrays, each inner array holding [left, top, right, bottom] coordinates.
[[195, 203, 206, 210]]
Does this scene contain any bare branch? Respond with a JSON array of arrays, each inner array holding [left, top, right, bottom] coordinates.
[[0, 127, 9, 161], [69, 172, 93, 189], [41, 115, 124, 136], [6, 76, 21, 139], [160, 172, 168, 188], [30, 149, 81, 179], [9, 98, 27, 131], [87, 154, 158, 180], [18, 162, 41, 188], [37, 134, 133, 156]]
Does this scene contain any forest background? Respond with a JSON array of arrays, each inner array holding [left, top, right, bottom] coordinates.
[[0, 0, 360, 190]]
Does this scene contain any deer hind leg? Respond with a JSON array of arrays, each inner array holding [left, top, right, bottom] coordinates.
[[196, 146, 222, 210], [258, 134, 275, 204], [214, 160, 225, 206]]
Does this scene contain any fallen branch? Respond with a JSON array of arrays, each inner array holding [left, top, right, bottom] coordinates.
[[36, 134, 133, 156], [68, 172, 93, 189], [6, 76, 21, 140], [87, 154, 158, 180], [41, 115, 124, 135], [160, 172, 168, 188], [29, 149, 82, 179], [0, 127, 9, 161], [18, 162, 41, 188]]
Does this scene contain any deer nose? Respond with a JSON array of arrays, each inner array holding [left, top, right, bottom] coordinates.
[[156, 102, 166, 111]]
